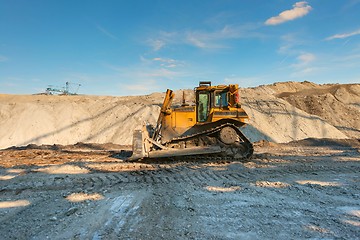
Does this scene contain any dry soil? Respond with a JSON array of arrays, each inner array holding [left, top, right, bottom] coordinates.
[[0, 139, 359, 239]]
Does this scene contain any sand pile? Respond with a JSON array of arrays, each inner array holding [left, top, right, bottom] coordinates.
[[271, 83, 360, 138], [0, 81, 358, 149], [239, 86, 348, 142], [0, 94, 160, 149]]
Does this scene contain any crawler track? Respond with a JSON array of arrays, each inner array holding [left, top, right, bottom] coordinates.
[[153, 122, 254, 160]]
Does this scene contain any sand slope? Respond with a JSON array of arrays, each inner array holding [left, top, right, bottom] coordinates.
[[271, 82, 360, 138], [240, 87, 348, 142], [0, 81, 358, 149], [0, 94, 159, 149]]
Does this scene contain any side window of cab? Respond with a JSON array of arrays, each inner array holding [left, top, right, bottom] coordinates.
[[215, 91, 228, 107], [198, 92, 210, 122]]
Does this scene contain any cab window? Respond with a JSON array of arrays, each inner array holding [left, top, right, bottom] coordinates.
[[198, 92, 209, 122], [215, 91, 228, 107]]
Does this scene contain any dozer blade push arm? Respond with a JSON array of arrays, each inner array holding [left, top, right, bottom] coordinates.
[[128, 89, 174, 161], [152, 89, 174, 142]]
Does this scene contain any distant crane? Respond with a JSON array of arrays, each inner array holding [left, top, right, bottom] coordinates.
[[45, 82, 81, 95]]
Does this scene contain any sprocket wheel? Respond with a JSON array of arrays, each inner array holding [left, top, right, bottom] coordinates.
[[219, 126, 239, 145]]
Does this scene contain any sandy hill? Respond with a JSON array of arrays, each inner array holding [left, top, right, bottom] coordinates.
[[268, 82, 360, 138], [0, 81, 359, 149]]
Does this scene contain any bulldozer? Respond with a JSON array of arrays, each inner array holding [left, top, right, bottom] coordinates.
[[129, 81, 253, 161]]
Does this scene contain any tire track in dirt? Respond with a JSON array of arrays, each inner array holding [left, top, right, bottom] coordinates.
[[0, 142, 359, 239], [1, 153, 359, 193]]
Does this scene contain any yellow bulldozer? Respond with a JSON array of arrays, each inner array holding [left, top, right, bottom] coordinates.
[[129, 81, 253, 161]]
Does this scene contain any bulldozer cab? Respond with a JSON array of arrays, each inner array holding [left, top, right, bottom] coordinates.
[[196, 81, 233, 123]]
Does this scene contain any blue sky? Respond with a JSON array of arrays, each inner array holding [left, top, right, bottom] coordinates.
[[1, 0, 360, 96]]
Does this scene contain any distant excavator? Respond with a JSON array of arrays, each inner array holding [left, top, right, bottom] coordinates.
[[129, 81, 253, 161], [45, 82, 81, 95]]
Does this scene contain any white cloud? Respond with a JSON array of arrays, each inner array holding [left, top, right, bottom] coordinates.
[[326, 28, 360, 40], [152, 57, 180, 68], [138, 55, 183, 68], [96, 24, 118, 40], [223, 75, 264, 87], [290, 52, 319, 77], [277, 34, 309, 66], [290, 66, 322, 78], [146, 31, 180, 51], [291, 52, 316, 68], [297, 52, 316, 65], [298, 67, 317, 74], [185, 25, 263, 49], [153, 57, 175, 63], [0, 55, 8, 62], [123, 79, 159, 92], [105, 61, 183, 82], [278, 34, 303, 54], [265, 1, 312, 26], [105, 54, 184, 79], [327, 53, 360, 69], [186, 34, 209, 49], [185, 26, 236, 49], [141, 68, 179, 78], [147, 24, 262, 51], [147, 39, 166, 51], [147, 29, 216, 50]]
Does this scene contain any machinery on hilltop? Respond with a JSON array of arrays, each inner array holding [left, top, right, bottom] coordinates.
[[129, 81, 253, 161], [45, 82, 81, 95]]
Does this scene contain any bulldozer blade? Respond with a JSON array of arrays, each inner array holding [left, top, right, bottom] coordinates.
[[128, 129, 146, 161], [148, 146, 222, 159], [128, 123, 153, 161]]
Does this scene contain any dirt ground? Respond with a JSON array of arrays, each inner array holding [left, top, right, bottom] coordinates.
[[0, 139, 359, 239]]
